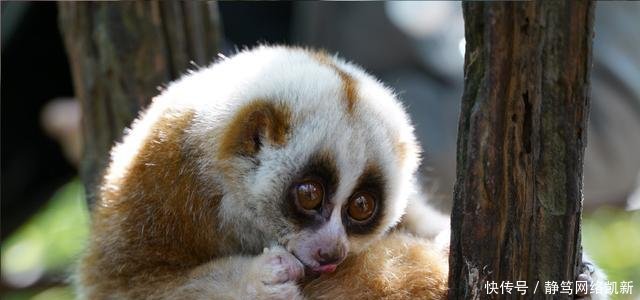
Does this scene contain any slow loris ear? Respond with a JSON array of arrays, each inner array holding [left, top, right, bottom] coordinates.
[[219, 100, 291, 159]]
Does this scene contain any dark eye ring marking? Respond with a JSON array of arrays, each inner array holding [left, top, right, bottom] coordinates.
[[282, 152, 339, 229], [343, 165, 386, 235]]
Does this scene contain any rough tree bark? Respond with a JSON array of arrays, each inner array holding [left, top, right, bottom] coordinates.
[[58, 1, 222, 207], [449, 2, 595, 299]]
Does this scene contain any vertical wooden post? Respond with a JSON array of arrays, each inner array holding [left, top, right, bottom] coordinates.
[[58, 1, 222, 206], [449, 1, 595, 299]]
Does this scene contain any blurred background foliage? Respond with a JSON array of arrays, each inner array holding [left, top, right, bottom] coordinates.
[[2, 180, 88, 300], [583, 209, 640, 296]]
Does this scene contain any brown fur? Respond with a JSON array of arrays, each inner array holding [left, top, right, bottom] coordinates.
[[302, 231, 448, 300], [336, 70, 358, 113], [218, 99, 291, 160], [312, 51, 358, 113], [395, 141, 408, 166], [79, 108, 237, 298]]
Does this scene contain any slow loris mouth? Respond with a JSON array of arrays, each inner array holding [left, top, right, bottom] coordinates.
[[289, 250, 339, 283]]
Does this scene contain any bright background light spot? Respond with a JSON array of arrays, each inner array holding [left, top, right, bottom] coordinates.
[[458, 39, 466, 58]]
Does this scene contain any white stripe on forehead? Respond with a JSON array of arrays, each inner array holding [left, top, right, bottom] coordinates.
[[330, 124, 368, 207]]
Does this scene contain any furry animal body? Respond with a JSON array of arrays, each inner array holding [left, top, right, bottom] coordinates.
[[76, 46, 604, 300], [302, 231, 448, 300], [76, 46, 449, 299]]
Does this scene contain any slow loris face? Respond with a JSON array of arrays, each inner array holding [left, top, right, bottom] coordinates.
[[184, 46, 421, 275]]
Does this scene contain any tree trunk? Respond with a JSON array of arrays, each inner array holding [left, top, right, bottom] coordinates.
[[449, 1, 595, 299], [58, 1, 222, 207]]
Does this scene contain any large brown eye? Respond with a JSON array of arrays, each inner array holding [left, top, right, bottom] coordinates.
[[294, 180, 324, 211], [347, 192, 376, 221]]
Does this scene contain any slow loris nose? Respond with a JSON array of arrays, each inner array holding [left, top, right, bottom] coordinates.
[[316, 248, 342, 264], [313, 243, 346, 271], [310, 210, 348, 273]]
